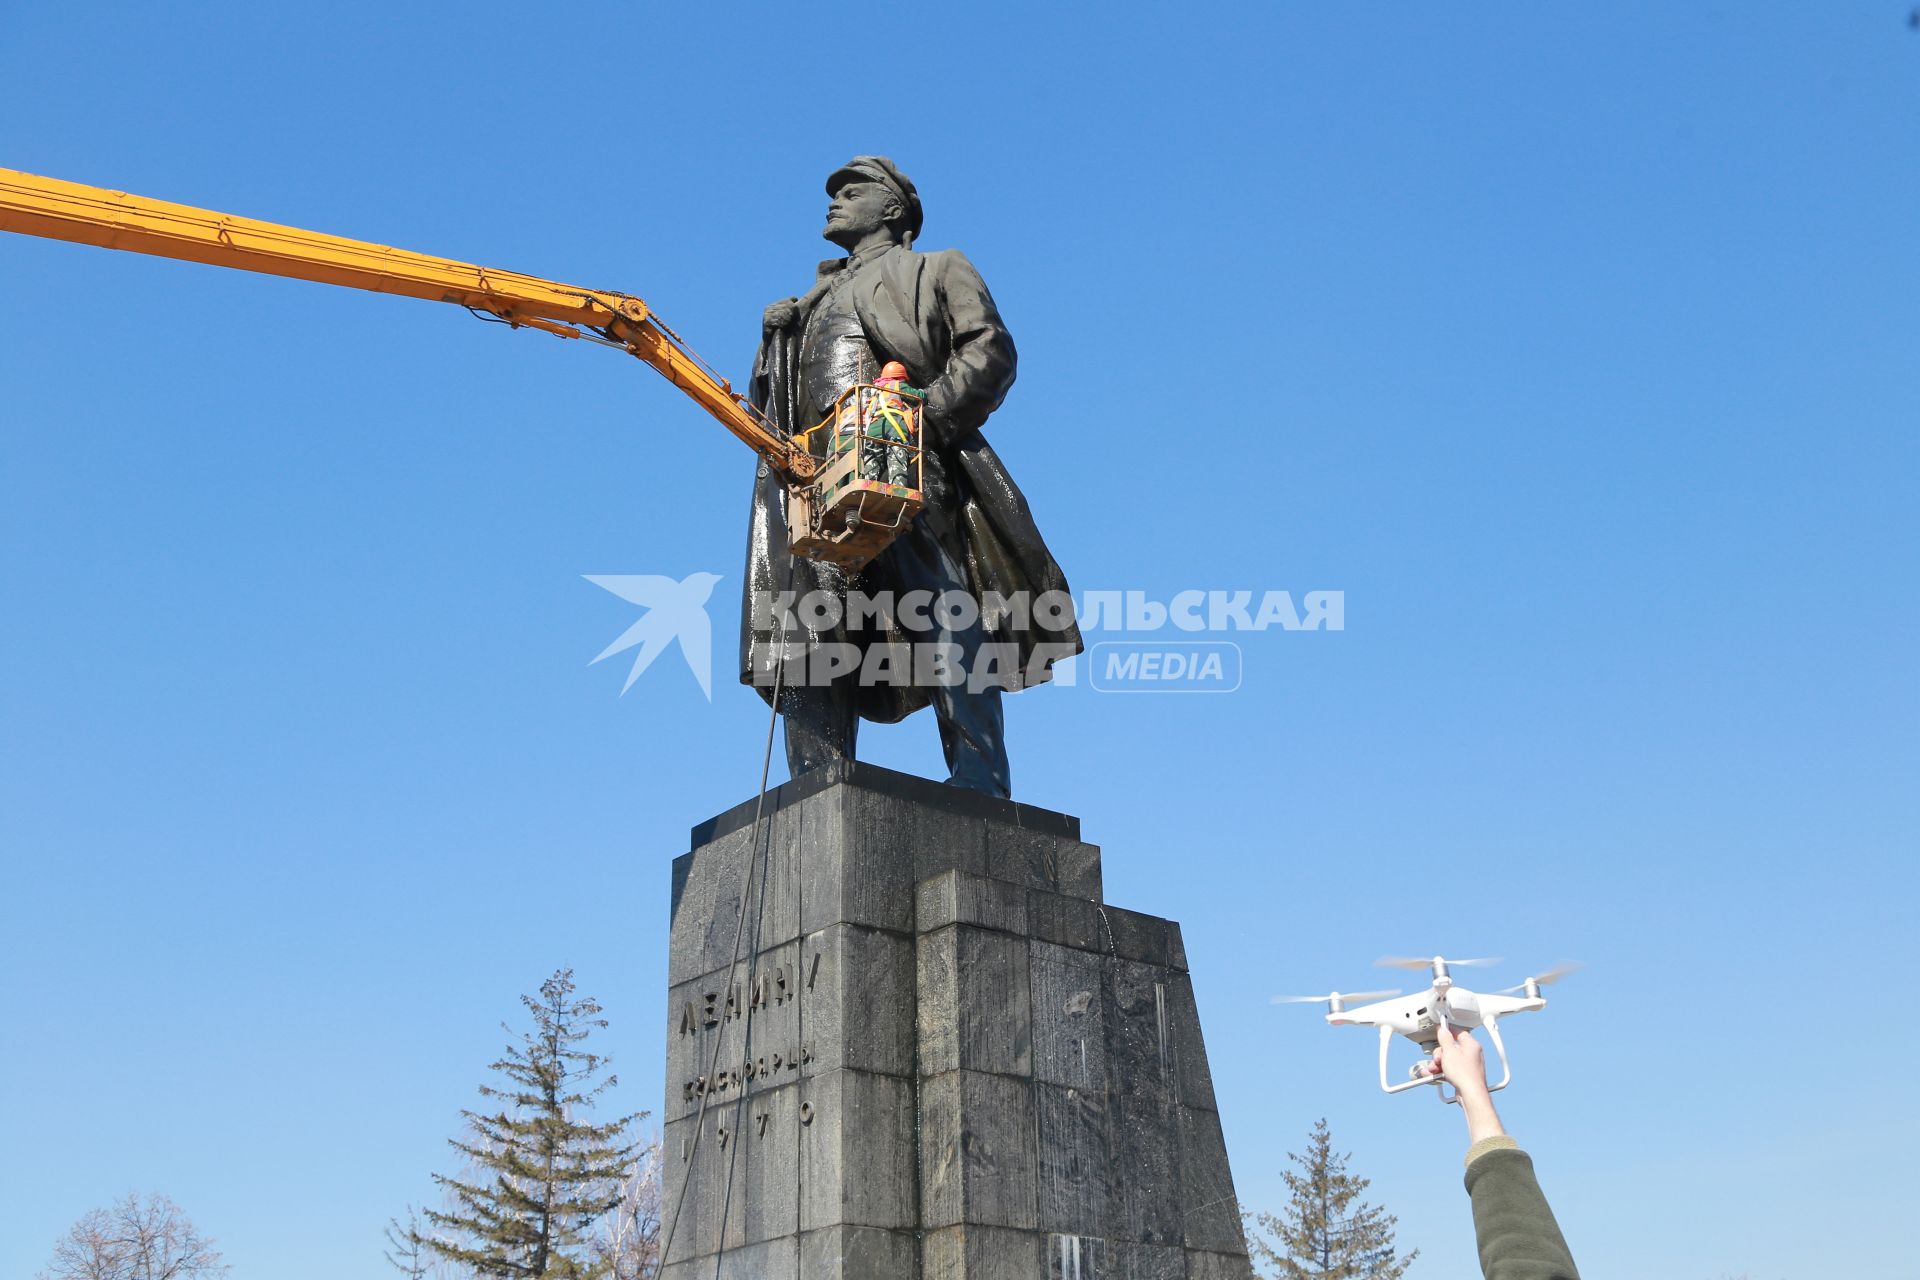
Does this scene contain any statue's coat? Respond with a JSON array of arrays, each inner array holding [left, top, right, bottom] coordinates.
[[738, 245, 1082, 722]]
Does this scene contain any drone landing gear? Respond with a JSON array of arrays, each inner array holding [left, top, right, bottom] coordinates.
[[1377, 1018, 1514, 1100]]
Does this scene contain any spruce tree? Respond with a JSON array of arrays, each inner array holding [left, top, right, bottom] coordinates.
[[420, 968, 639, 1279], [1247, 1119, 1417, 1280]]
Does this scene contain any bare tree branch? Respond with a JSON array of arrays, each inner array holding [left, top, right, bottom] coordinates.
[[38, 1194, 228, 1280], [592, 1133, 663, 1280]]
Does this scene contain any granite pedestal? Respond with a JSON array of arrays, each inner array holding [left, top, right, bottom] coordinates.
[[663, 762, 1252, 1279]]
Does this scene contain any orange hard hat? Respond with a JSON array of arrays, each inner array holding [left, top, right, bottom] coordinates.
[[879, 361, 909, 382]]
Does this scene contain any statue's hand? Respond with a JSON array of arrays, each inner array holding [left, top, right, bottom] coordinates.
[[919, 385, 949, 449], [763, 297, 801, 332]]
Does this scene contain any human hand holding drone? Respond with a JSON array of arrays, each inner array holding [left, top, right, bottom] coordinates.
[[1426, 1021, 1507, 1142], [1274, 955, 1579, 1103]]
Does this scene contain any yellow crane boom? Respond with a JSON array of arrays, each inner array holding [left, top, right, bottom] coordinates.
[[0, 166, 812, 479]]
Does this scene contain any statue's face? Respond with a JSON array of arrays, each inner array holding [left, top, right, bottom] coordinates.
[[823, 180, 901, 246]]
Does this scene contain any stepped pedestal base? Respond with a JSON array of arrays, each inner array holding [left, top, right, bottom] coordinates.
[[663, 762, 1253, 1279]]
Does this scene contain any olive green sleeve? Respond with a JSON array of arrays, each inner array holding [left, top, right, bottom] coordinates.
[[1462, 1146, 1580, 1280]]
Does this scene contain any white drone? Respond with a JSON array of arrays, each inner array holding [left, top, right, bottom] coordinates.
[[1275, 956, 1578, 1101]]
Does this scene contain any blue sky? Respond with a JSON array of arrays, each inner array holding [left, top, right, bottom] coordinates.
[[3, 3, 1915, 1277]]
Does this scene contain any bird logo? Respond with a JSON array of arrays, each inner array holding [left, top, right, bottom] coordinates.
[[584, 572, 723, 699]]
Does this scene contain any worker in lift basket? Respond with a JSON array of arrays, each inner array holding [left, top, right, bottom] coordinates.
[[861, 360, 917, 489]]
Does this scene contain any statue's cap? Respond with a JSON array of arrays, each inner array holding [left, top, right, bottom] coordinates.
[[826, 156, 923, 245]]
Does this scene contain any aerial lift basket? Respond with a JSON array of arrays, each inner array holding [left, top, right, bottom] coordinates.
[[787, 382, 925, 571]]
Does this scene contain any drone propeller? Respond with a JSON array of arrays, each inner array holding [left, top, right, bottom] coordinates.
[[1501, 962, 1583, 993], [1376, 955, 1501, 971], [1271, 989, 1401, 1006]]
